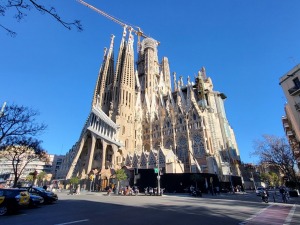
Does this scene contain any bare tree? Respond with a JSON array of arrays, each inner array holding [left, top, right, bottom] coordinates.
[[252, 135, 299, 186], [0, 137, 48, 187], [1, 0, 82, 36], [0, 103, 47, 145], [0, 103, 48, 187]]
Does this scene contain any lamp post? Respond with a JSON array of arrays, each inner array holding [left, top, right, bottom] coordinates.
[[229, 166, 234, 193], [251, 172, 257, 191], [157, 145, 161, 196], [230, 172, 234, 193]]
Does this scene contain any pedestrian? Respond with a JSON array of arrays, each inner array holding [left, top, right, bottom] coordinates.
[[216, 186, 220, 195], [190, 185, 195, 194], [76, 184, 81, 195]]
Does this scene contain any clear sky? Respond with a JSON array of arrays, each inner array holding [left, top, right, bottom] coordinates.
[[1, 0, 299, 163]]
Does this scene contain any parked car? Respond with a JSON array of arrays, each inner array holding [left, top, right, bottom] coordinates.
[[25, 186, 58, 204], [28, 194, 44, 208], [0, 188, 30, 216], [256, 187, 265, 196]]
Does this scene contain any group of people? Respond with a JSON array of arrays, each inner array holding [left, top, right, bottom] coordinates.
[[144, 187, 164, 195], [68, 184, 81, 195], [279, 186, 289, 203], [259, 186, 290, 203], [106, 185, 139, 196]]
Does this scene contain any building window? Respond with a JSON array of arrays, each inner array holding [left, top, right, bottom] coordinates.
[[293, 77, 300, 88]]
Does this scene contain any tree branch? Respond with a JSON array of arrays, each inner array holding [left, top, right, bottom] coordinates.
[[29, 0, 82, 31], [0, 23, 17, 37], [1, 0, 83, 36]]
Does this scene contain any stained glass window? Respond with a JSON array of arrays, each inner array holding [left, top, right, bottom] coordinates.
[[193, 134, 205, 157]]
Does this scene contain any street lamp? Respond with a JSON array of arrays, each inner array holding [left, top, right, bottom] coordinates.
[[229, 172, 234, 193], [229, 166, 234, 193], [251, 171, 257, 191], [157, 145, 161, 196]]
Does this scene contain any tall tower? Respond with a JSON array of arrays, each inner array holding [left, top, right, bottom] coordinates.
[[137, 38, 160, 100], [137, 38, 160, 150], [91, 34, 115, 113], [112, 29, 136, 155], [161, 57, 172, 95], [111, 27, 127, 119]]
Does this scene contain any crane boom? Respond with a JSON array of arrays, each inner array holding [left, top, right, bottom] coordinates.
[[78, 0, 125, 27], [77, 0, 148, 39]]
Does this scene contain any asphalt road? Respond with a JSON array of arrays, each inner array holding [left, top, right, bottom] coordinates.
[[1, 191, 300, 225]]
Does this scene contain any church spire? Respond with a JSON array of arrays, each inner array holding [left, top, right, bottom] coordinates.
[[111, 26, 127, 118], [97, 34, 115, 110], [113, 27, 136, 154], [91, 46, 108, 108]]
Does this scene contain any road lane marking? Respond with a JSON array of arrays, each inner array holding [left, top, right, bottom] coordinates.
[[239, 204, 293, 225], [238, 205, 272, 225], [283, 204, 296, 225], [54, 219, 89, 225]]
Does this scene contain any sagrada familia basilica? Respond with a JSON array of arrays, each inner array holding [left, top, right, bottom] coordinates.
[[57, 26, 241, 189]]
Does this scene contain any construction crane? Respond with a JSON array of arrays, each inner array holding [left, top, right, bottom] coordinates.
[[77, 0, 157, 48]]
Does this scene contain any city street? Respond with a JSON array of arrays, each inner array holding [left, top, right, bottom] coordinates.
[[1, 191, 300, 225]]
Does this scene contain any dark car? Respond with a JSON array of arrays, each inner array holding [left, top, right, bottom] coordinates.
[[28, 194, 44, 208], [25, 186, 58, 204], [0, 188, 30, 216]]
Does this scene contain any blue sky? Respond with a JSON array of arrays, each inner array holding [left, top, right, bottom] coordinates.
[[1, 0, 299, 163]]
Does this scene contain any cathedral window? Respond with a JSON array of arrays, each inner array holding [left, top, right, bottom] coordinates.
[[193, 113, 197, 120], [165, 139, 172, 149], [129, 93, 131, 108], [122, 126, 125, 134], [177, 137, 188, 163], [193, 135, 205, 157]]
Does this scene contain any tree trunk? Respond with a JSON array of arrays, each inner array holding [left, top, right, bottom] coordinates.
[[13, 175, 19, 188], [116, 181, 120, 194]]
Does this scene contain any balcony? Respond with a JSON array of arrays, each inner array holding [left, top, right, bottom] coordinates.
[[287, 130, 295, 137], [283, 122, 290, 128], [288, 86, 300, 96], [295, 103, 300, 111]]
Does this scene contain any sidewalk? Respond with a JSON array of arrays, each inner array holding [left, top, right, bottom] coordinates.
[[56, 189, 300, 205]]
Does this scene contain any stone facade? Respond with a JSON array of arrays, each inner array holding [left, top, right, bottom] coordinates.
[[57, 29, 241, 188]]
